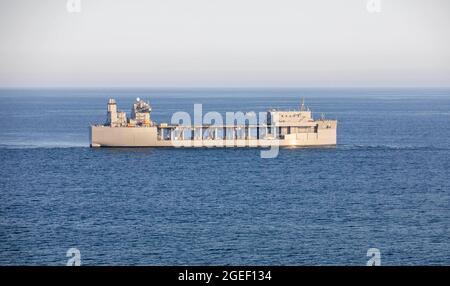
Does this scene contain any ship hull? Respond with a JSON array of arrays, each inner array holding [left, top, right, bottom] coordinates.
[[90, 126, 337, 148]]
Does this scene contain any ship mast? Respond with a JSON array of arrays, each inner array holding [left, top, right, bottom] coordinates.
[[300, 98, 305, 111]]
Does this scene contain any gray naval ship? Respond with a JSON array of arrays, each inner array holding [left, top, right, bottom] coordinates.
[[90, 98, 337, 147]]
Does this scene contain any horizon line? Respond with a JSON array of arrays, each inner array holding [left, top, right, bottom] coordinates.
[[1, 85, 450, 90]]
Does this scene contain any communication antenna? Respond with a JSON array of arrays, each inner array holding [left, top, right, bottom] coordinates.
[[300, 98, 305, 111]]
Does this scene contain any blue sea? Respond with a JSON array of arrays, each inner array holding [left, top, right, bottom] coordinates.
[[0, 88, 449, 265]]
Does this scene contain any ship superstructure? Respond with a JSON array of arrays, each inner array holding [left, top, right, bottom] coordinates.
[[90, 98, 337, 147]]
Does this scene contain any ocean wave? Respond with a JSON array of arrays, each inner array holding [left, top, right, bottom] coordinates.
[[339, 144, 449, 151], [0, 142, 88, 149], [0, 142, 448, 152]]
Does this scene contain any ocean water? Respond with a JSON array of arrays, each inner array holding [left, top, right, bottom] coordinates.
[[0, 88, 449, 265]]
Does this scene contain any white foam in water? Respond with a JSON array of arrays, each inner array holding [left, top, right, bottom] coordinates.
[[0, 141, 87, 149]]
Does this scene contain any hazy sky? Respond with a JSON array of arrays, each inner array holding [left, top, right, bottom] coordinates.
[[0, 0, 449, 87]]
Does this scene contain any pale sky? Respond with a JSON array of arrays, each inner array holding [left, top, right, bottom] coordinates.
[[0, 0, 449, 87]]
